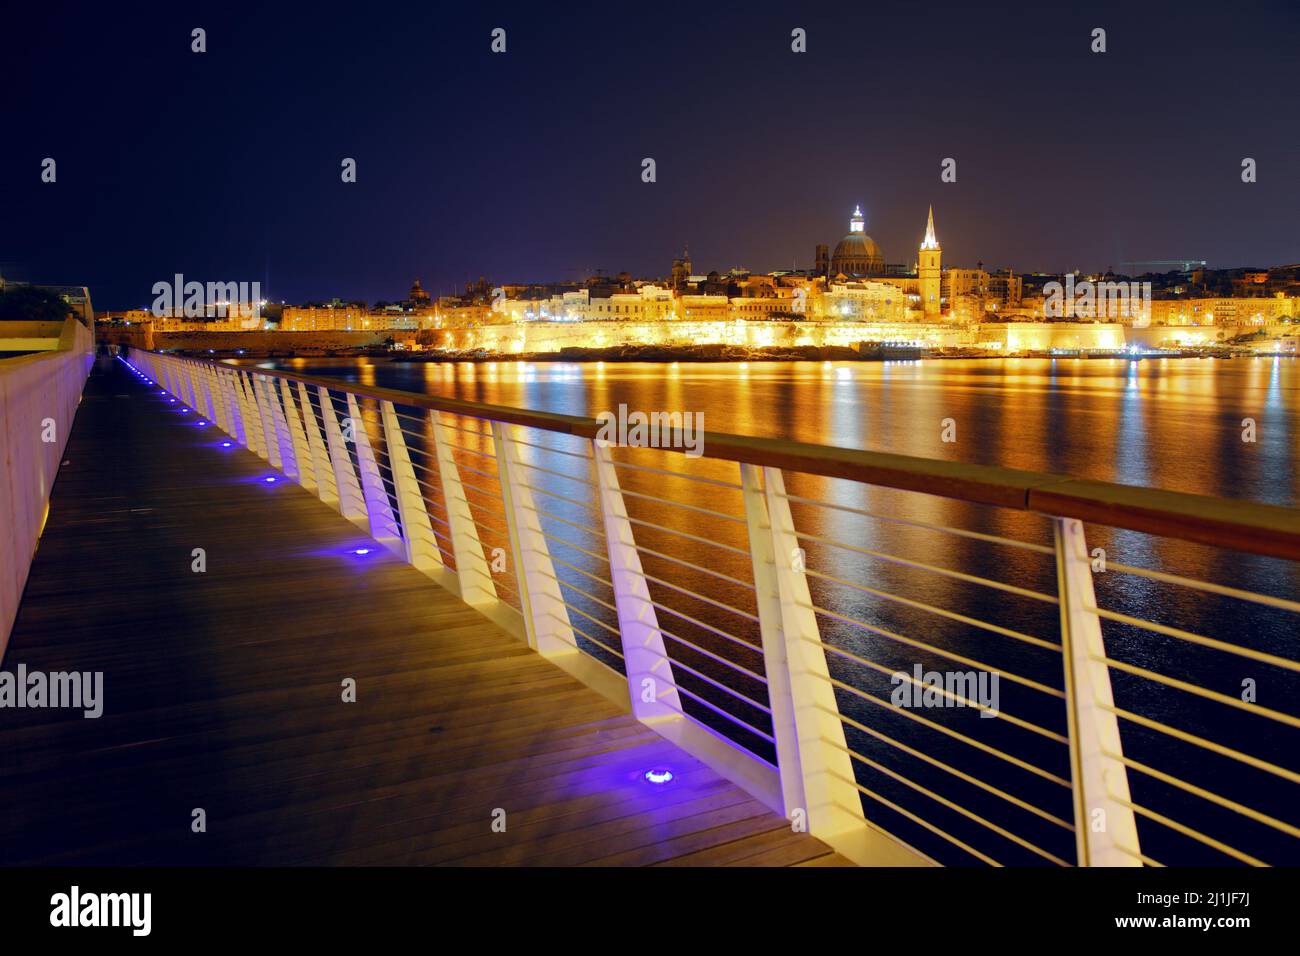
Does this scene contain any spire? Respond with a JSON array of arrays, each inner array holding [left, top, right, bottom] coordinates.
[[921, 205, 939, 250], [849, 205, 865, 233]]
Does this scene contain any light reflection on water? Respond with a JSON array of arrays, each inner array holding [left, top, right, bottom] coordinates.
[[261, 356, 1297, 500], [254, 356, 1299, 866]]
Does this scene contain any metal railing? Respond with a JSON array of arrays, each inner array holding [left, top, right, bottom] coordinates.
[[121, 349, 1300, 867]]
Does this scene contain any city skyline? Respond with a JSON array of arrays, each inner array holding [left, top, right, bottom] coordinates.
[[45, 200, 1300, 314], [4, 1, 1299, 309]]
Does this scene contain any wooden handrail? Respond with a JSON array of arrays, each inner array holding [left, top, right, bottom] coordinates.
[[155, 352, 1300, 562]]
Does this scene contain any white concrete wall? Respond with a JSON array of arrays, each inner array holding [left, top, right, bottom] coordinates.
[[0, 319, 94, 656]]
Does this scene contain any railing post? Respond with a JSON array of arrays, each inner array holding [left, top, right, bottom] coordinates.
[[177, 362, 190, 405], [741, 463, 866, 841], [164, 358, 182, 403], [195, 362, 217, 421], [381, 400, 442, 575], [491, 421, 576, 658], [171, 361, 185, 405], [205, 363, 229, 433], [219, 366, 237, 435], [345, 392, 401, 548], [1054, 517, 1142, 867], [431, 413, 497, 608], [239, 370, 267, 457], [222, 367, 247, 446], [251, 373, 281, 467], [166, 362, 183, 404], [298, 382, 336, 505], [188, 360, 206, 414], [190, 361, 212, 422], [179, 360, 198, 410], [317, 386, 367, 527], [591, 442, 681, 720], [279, 378, 316, 492], [263, 375, 299, 479]]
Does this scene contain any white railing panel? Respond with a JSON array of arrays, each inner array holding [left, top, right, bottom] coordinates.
[[280, 378, 316, 493], [298, 382, 336, 505], [345, 392, 400, 548], [251, 374, 281, 468], [432, 412, 497, 608], [317, 385, 367, 527], [1055, 517, 1142, 867], [593, 442, 682, 721], [742, 464, 866, 842], [492, 422, 576, 658], [381, 400, 442, 575]]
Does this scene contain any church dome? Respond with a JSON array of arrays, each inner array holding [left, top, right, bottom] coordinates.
[[832, 233, 883, 264], [830, 206, 884, 277]]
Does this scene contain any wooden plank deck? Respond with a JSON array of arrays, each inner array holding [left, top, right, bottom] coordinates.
[[0, 356, 850, 866]]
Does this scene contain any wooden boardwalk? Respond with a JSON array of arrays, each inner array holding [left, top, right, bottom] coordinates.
[[0, 356, 849, 866]]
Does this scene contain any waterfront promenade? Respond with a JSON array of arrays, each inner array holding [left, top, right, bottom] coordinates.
[[0, 357, 847, 866], [4, 341, 1297, 867]]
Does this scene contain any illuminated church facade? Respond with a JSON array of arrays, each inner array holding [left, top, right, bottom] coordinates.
[[818, 205, 944, 318]]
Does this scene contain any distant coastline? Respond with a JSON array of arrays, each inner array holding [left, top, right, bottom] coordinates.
[[207, 342, 1292, 364]]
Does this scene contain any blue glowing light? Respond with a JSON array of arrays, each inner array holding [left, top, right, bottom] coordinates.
[[644, 768, 674, 785], [197, 421, 207, 426], [221, 441, 233, 447], [263, 476, 278, 483], [351, 548, 372, 556]]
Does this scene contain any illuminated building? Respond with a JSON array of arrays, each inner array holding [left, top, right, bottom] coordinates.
[[280, 306, 419, 332], [670, 248, 692, 291], [435, 298, 493, 329], [407, 278, 431, 306], [918, 206, 941, 317], [677, 294, 729, 321], [729, 293, 800, 321], [988, 269, 1022, 308], [829, 206, 885, 278], [819, 280, 911, 323], [1146, 296, 1295, 327], [498, 284, 676, 323]]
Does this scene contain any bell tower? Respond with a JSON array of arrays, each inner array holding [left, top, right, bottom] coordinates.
[[919, 205, 942, 317]]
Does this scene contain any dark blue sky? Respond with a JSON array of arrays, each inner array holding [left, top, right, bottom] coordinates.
[[3, 0, 1297, 308]]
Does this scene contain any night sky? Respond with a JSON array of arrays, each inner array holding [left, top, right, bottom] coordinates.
[[3, 0, 1297, 309]]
